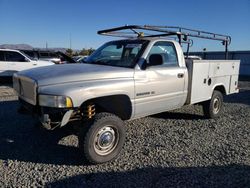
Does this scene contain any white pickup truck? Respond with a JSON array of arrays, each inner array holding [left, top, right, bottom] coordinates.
[[0, 49, 54, 77], [13, 25, 240, 164]]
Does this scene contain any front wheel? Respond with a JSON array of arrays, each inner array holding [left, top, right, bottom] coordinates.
[[202, 90, 223, 119], [78, 112, 126, 164]]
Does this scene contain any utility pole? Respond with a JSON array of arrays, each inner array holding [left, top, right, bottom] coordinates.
[[46, 42, 48, 49], [69, 33, 72, 50]]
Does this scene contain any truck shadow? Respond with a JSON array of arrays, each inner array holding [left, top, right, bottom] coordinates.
[[0, 100, 86, 166], [152, 111, 205, 120], [151, 108, 206, 120], [45, 164, 250, 187]]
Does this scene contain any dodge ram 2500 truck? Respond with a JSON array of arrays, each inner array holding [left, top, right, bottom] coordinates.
[[13, 25, 240, 164]]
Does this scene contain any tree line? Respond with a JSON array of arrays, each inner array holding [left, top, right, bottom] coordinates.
[[66, 48, 95, 57]]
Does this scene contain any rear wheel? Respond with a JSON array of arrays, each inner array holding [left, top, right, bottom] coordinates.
[[78, 112, 125, 164], [202, 90, 223, 119]]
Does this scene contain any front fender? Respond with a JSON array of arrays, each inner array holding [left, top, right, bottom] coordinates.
[[38, 78, 134, 107]]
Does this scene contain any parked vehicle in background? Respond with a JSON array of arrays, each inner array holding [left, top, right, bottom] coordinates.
[[72, 55, 88, 63], [0, 49, 54, 77], [77, 56, 88, 63], [20, 50, 60, 63], [13, 25, 240, 164], [21, 50, 77, 64], [72, 55, 84, 61], [56, 51, 77, 64], [38, 51, 61, 63]]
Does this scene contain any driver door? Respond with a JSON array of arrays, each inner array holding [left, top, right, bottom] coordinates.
[[134, 41, 186, 117]]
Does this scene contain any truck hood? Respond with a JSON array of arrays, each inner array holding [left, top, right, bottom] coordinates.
[[17, 63, 134, 86]]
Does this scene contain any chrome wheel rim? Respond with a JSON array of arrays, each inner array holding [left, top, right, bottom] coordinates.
[[213, 97, 221, 114], [94, 126, 119, 155]]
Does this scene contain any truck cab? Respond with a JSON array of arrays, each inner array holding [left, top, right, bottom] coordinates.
[[134, 38, 188, 118]]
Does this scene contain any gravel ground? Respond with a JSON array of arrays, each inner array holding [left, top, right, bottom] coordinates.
[[0, 81, 249, 187]]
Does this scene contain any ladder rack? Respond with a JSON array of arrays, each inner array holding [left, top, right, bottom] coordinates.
[[98, 25, 231, 59]]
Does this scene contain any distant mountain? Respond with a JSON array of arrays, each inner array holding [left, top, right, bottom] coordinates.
[[0, 44, 69, 53], [0, 44, 33, 50], [35, 47, 68, 53]]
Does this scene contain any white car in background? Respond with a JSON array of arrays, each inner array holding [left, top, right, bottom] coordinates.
[[0, 49, 54, 77]]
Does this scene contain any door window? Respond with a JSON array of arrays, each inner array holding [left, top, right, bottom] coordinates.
[[148, 41, 178, 66], [5, 51, 26, 62], [0, 51, 5, 61]]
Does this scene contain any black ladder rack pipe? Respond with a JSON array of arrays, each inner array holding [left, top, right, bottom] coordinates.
[[98, 25, 231, 59]]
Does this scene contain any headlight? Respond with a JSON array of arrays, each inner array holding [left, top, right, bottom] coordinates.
[[38, 95, 73, 108]]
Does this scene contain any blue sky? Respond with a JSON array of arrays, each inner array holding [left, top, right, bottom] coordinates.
[[0, 0, 249, 51]]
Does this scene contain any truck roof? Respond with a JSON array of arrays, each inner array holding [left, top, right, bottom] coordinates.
[[0, 48, 23, 52]]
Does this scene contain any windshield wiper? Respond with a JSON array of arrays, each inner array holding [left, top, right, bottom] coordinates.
[[89, 60, 110, 66]]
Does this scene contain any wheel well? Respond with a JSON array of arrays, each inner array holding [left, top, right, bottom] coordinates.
[[214, 85, 226, 95], [81, 95, 132, 120]]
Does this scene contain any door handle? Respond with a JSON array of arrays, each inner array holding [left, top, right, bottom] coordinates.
[[177, 73, 184, 78]]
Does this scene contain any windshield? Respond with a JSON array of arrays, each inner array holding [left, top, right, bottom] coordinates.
[[84, 40, 148, 68], [21, 51, 37, 61]]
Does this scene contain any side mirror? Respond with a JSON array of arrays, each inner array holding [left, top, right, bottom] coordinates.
[[148, 54, 163, 66]]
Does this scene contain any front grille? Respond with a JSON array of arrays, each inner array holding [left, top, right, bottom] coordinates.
[[13, 75, 37, 105]]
